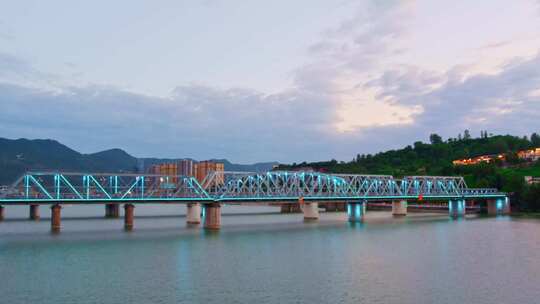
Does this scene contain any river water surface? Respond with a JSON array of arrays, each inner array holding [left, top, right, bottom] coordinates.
[[1, 205, 539, 304]]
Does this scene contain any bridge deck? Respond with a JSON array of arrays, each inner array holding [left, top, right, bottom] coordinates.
[[0, 171, 506, 205]]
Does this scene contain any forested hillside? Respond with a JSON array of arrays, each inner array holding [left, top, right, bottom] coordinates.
[[277, 132, 540, 211]]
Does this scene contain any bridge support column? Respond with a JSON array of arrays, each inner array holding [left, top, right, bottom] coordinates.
[[487, 197, 510, 216], [325, 202, 337, 212], [449, 199, 466, 218], [29, 204, 40, 220], [124, 204, 135, 231], [348, 202, 365, 222], [392, 200, 407, 216], [303, 202, 319, 220], [203, 203, 221, 230], [51, 204, 62, 232], [0, 205, 4, 221], [281, 203, 302, 213], [186, 203, 201, 224], [105, 204, 120, 218]]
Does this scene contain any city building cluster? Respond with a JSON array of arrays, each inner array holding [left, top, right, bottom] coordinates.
[[148, 159, 224, 183], [452, 148, 540, 166], [452, 154, 505, 166]]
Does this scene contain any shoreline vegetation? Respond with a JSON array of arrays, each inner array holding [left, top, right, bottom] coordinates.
[[277, 131, 540, 213]]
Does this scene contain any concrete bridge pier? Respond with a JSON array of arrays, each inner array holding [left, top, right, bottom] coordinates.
[[124, 204, 135, 231], [186, 203, 201, 224], [303, 202, 319, 220], [29, 204, 40, 220], [203, 203, 221, 230], [487, 197, 510, 216], [392, 200, 408, 216], [51, 204, 62, 232], [325, 202, 337, 212], [280, 204, 302, 213], [449, 199, 466, 218], [337, 202, 347, 212], [0, 205, 4, 221], [280, 204, 290, 213], [105, 204, 120, 218], [348, 201, 366, 222]]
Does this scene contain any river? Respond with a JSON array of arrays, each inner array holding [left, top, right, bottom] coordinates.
[[1, 205, 539, 303]]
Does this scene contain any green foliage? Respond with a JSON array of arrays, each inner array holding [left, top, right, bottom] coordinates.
[[531, 133, 540, 146], [429, 133, 443, 145], [276, 133, 540, 212], [522, 184, 540, 211]]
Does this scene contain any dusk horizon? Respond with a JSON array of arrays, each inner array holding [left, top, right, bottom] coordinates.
[[2, 1, 539, 163]]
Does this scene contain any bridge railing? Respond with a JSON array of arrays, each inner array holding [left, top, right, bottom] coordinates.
[[400, 176, 467, 196], [1, 172, 211, 202], [461, 188, 502, 196], [204, 171, 402, 200]]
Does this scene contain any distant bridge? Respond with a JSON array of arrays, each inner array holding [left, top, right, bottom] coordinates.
[[0, 171, 509, 231]]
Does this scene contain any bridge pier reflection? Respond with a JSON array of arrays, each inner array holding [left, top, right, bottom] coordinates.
[[203, 203, 221, 230], [186, 203, 201, 224], [0, 205, 4, 221], [392, 200, 407, 216], [348, 201, 366, 222], [449, 199, 466, 218], [487, 198, 511, 216]]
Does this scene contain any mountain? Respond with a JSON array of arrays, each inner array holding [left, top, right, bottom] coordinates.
[[210, 159, 278, 172], [87, 149, 138, 172], [0, 138, 138, 184], [0, 138, 278, 185]]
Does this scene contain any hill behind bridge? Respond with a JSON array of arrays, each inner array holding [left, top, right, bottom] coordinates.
[[277, 133, 540, 211]]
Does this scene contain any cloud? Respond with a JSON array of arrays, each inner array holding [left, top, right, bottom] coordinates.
[[479, 41, 512, 50], [0, 81, 345, 162], [0, 52, 57, 88], [1, 51, 539, 163], [298, 0, 419, 132], [1, 1, 539, 164], [0, 20, 15, 41], [366, 52, 540, 139], [0, 53, 33, 78]]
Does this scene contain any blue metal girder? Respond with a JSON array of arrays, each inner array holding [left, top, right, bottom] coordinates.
[[0, 171, 506, 204]]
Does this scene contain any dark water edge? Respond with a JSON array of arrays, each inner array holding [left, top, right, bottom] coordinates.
[[1, 207, 540, 304]]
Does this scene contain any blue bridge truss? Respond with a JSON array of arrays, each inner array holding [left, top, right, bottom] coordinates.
[[0, 171, 506, 204]]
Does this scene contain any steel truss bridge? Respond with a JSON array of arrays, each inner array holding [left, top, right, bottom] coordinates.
[[0, 171, 506, 205]]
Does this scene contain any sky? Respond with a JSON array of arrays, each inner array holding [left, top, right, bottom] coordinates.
[[1, 0, 540, 163]]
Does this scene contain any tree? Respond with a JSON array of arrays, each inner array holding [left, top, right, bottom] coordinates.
[[429, 133, 443, 145], [531, 133, 540, 147], [463, 129, 471, 140]]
